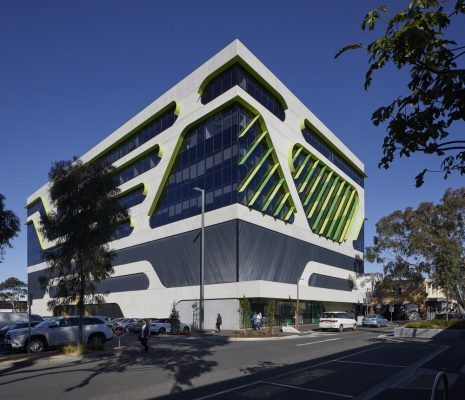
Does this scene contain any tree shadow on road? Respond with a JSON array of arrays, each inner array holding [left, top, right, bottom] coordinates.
[[64, 335, 230, 394]]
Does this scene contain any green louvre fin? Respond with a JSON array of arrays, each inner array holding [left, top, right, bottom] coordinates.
[[289, 143, 360, 243], [148, 100, 296, 225]]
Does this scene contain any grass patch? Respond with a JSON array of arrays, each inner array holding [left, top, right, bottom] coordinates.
[[60, 343, 105, 354], [405, 319, 465, 330], [230, 328, 284, 338]]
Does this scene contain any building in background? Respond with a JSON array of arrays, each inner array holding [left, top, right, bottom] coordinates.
[[26, 40, 366, 330]]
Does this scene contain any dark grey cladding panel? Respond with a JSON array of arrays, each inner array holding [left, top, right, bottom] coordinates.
[[308, 273, 354, 291], [113, 220, 237, 287], [48, 273, 149, 298], [28, 271, 150, 300], [238, 220, 362, 284], [29, 219, 362, 299]]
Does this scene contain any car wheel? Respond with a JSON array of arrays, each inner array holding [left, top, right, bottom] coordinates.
[[28, 337, 45, 353], [352, 324, 357, 331], [159, 327, 166, 334], [183, 326, 190, 333], [88, 333, 105, 346], [338, 324, 343, 332]]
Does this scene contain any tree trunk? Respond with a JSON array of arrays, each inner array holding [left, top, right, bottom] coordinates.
[[78, 268, 85, 345]]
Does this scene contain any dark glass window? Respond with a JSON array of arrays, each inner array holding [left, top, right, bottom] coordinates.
[[111, 221, 133, 241], [353, 221, 365, 252], [308, 273, 354, 291], [115, 152, 160, 185], [302, 127, 364, 187], [118, 186, 145, 209], [150, 104, 292, 228], [27, 200, 46, 218], [27, 223, 43, 266], [201, 64, 285, 121], [96, 105, 177, 167]]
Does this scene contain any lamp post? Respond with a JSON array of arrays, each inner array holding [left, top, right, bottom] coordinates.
[[296, 277, 305, 330], [193, 187, 205, 332]]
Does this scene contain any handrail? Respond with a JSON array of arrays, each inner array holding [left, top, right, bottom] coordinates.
[[431, 371, 449, 400]]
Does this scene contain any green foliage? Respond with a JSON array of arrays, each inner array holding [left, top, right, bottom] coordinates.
[[0, 277, 27, 312], [337, 0, 465, 186], [267, 299, 276, 329], [406, 319, 465, 329], [367, 187, 465, 310], [169, 301, 181, 333], [0, 194, 20, 263], [239, 296, 252, 329], [39, 159, 129, 343]]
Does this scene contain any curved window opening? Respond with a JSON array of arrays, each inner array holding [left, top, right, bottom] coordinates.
[[115, 152, 160, 185], [95, 104, 176, 167], [302, 125, 364, 187], [201, 63, 285, 121], [308, 273, 354, 291]]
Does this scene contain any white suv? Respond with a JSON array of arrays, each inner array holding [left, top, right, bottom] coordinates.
[[319, 312, 357, 332], [6, 316, 114, 352]]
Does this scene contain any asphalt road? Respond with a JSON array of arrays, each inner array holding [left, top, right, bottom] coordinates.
[[0, 327, 462, 400]]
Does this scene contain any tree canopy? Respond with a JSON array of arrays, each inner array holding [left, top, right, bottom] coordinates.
[[0, 193, 20, 263], [336, 0, 465, 186], [367, 187, 465, 310], [40, 159, 128, 343], [0, 277, 27, 312]]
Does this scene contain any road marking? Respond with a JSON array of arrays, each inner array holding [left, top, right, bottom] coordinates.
[[333, 345, 385, 362], [335, 360, 406, 368], [297, 338, 342, 346], [259, 380, 353, 398], [193, 382, 261, 400]]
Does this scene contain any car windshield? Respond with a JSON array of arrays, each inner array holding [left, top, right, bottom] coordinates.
[[34, 317, 60, 328], [366, 314, 377, 318], [321, 313, 342, 318]]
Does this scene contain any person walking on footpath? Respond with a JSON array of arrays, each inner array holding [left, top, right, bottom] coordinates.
[[140, 319, 150, 353], [252, 311, 258, 331], [257, 312, 262, 331], [216, 313, 222, 333]]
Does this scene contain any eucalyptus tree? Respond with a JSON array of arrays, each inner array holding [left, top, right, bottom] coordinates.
[[0, 277, 27, 312], [367, 188, 465, 313], [337, 0, 465, 186], [0, 194, 20, 263], [40, 159, 128, 344]]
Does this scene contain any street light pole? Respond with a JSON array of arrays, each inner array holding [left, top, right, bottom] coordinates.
[[193, 187, 205, 332], [296, 277, 304, 330]]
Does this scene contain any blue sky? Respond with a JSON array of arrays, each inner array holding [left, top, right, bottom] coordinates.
[[1, 1, 463, 283]]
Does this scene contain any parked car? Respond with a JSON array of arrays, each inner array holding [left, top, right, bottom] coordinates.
[[5, 316, 113, 352], [362, 314, 388, 328], [0, 321, 41, 344], [0, 312, 43, 329], [150, 318, 191, 334], [127, 320, 144, 333], [435, 312, 465, 320], [112, 318, 139, 332], [319, 312, 357, 332]]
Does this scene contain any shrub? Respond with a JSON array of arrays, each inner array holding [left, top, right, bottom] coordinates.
[[405, 320, 465, 330]]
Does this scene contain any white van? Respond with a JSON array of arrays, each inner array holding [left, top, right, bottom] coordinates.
[[0, 312, 43, 329]]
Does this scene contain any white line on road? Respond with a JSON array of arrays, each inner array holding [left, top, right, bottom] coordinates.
[[335, 360, 406, 368], [296, 338, 342, 346], [258, 380, 353, 398]]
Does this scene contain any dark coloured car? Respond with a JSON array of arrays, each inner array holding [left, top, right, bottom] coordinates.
[[0, 321, 41, 344]]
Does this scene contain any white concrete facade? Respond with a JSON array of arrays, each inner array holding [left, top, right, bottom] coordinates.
[[27, 40, 365, 329]]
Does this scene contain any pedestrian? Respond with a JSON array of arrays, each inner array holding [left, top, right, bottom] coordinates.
[[257, 312, 262, 331], [216, 313, 222, 333], [252, 311, 257, 331], [139, 319, 150, 353]]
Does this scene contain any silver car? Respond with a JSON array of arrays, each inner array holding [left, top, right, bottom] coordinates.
[[6, 316, 114, 352], [362, 314, 388, 327]]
